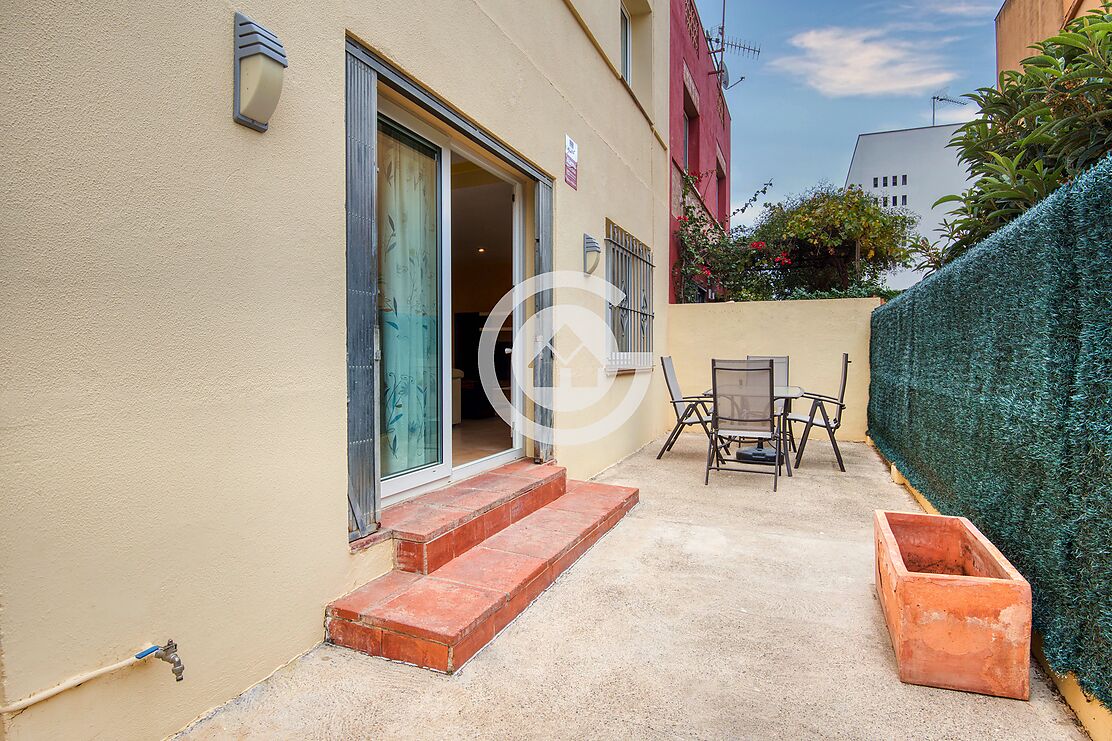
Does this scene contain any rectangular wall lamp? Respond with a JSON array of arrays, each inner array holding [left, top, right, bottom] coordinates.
[[233, 12, 288, 132]]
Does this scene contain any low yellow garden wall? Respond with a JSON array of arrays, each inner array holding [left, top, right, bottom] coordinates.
[[665, 298, 881, 442]]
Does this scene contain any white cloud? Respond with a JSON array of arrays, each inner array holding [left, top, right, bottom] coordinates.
[[772, 27, 958, 97], [916, 0, 997, 18], [881, 0, 997, 27], [930, 105, 979, 124]]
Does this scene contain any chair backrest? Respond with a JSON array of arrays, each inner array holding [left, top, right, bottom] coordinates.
[[829, 353, 851, 428], [660, 356, 687, 416], [836, 353, 851, 404], [747, 355, 789, 388], [711, 359, 774, 436]]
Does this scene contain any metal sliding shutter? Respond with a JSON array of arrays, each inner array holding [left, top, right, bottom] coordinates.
[[345, 50, 380, 540], [533, 180, 555, 462]]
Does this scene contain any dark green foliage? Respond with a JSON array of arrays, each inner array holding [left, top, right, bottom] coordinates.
[[781, 281, 901, 302], [869, 154, 1112, 705]]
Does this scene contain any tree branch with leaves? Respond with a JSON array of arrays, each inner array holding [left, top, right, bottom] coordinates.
[[920, 2, 1112, 271]]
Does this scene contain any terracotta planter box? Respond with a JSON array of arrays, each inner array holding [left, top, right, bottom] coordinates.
[[874, 510, 1032, 700]]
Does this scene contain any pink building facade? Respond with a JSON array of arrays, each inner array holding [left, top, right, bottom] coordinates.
[[668, 0, 732, 302]]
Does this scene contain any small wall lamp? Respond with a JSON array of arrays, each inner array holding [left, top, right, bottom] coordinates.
[[584, 234, 602, 274], [233, 12, 288, 132]]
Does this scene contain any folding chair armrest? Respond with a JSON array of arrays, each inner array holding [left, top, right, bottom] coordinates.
[[803, 392, 844, 408], [675, 396, 712, 416], [789, 397, 826, 422]]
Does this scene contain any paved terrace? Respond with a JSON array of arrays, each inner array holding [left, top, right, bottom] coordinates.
[[178, 437, 1084, 739]]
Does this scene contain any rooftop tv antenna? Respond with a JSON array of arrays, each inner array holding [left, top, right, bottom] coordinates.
[[706, 0, 761, 91], [931, 90, 968, 126]]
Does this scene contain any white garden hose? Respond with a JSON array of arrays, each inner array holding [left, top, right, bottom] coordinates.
[[0, 645, 161, 715]]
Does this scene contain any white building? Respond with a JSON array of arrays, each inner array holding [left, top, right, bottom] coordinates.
[[845, 123, 972, 289]]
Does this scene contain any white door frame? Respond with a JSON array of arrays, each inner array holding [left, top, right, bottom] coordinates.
[[377, 100, 454, 501], [377, 99, 526, 507]]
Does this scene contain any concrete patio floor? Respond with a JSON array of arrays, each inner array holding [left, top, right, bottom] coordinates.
[[177, 436, 1084, 740]]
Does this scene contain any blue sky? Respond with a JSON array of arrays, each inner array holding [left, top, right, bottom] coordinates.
[[695, 0, 999, 224]]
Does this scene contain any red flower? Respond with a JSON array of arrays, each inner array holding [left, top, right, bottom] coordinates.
[[749, 241, 766, 250], [701, 266, 712, 277]]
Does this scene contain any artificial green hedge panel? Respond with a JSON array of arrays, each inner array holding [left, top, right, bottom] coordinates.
[[868, 154, 1112, 706]]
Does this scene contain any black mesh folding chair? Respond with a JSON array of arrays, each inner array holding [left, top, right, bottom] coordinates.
[[790, 353, 851, 472], [657, 356, 712, 459], [705, 359, 783, 490]]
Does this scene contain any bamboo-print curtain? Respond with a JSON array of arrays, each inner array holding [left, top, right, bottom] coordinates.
[[377, 119, 441, 476]]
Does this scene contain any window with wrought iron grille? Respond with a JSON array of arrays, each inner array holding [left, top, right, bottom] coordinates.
[[604, 218, 654, 370]]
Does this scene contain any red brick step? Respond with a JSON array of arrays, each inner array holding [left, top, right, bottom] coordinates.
[[382, 461, 566, 574], [327, 471, 638, 673]]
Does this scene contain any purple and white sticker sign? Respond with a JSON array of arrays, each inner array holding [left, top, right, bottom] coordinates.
[[564, 135, 578, 190]]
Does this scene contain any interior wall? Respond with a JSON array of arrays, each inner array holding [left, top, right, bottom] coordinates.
[[451, 174, 514, 315], [449, 163, 514, 453], [666, 299, 882, 442]]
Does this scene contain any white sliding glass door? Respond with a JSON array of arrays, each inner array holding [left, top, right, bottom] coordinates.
[[377, 109, 451, 496]]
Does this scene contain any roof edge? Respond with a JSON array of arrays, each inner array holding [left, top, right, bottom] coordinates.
[[857, 122, 965, 138]]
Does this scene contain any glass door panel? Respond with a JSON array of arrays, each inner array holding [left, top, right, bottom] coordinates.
[[377, 117, 443, 479]]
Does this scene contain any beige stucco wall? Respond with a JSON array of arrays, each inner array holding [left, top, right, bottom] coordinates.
[[0, 1, 669, 739], [666, 299, 882, 443], [996, 0, 1103, 76]]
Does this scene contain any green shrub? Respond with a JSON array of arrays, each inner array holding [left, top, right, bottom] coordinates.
[[674, 177, 915, 302], [749, 184, 915, 295], [782, 282, 901, 302]]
